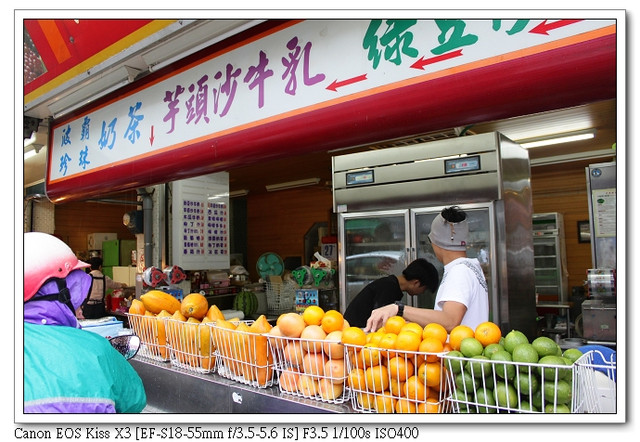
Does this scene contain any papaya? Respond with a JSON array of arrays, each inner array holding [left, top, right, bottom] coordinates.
[[199, 317, 216, 371], [140, 290, 181, 314], [248, 315, 273, 386], [129, 299, 146, 315], [156, 310, 172, 359], [180, 293, 209, 320], [141, 311, 159, 356], [234, 322, 253, 380], [182, 317, 201, 367], [205, 304, 225, 321]]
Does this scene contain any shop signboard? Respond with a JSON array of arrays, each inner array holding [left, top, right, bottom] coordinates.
[[45, 18, 617, 201]]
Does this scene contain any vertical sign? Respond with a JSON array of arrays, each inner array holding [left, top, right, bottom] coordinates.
[[172, 172, 230, 270]]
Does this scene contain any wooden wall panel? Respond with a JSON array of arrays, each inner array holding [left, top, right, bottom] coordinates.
[[247, 187, 333, 281], [54, 201, 136, 253]]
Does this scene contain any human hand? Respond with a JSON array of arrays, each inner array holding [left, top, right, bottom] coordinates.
[[364, 303, 398, 333]]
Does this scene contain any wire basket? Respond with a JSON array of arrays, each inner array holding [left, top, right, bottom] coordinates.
[[265, 281, 296, 314], [443, 353, 574, 413], [268, 334, 350, 404], [343, 343, 450, 413], [210, 320, 276, 388], [572, 349, 617, 413], [126, 313, 170, 362], [164, 318, 216, 374]]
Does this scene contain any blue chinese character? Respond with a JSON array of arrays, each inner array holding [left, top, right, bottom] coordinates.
[[59, 153, 72, 176], [81, 117, 91, 141], [61, 125, 72, 146], [124, 101, 144, 144], [98, 118, 117, 150], [78, 146, 90, 170]]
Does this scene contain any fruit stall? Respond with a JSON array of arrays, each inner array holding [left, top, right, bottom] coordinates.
[[127, 290, 617, 414]]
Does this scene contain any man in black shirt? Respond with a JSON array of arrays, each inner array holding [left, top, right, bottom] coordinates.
[[343, 258, 439, 328]]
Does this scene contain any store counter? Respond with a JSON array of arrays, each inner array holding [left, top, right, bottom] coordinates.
[[130, 357, 352, 414]]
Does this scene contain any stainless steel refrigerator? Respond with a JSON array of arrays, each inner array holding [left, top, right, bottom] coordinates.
[[332, 132, 537, 337]]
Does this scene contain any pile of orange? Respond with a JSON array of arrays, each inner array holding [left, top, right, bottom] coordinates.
[[344, 316, 451, 413], [268, 307, 352, 401]]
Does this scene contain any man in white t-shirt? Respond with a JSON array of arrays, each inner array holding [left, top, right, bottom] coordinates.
[[364, 206, 489, 333]]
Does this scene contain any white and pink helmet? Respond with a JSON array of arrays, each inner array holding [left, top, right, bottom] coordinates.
[[24, 232, 90, 302]]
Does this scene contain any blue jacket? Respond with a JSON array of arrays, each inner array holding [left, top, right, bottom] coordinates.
[[24, 322, 146, 413]]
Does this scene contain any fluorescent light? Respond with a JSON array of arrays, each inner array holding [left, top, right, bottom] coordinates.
[[530, 148, 616, 167], [266, 178, 321, 192], [48, 66, 140, 118], [143, 20, 265, 72], [518, 130, 596, 149], [229, 189, 249, 198]]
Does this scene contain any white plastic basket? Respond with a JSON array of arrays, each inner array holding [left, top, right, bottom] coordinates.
[[443, 353, 574, 413], [344, 343, 449, 413], [126, 313, 170, 362], [572, 349, 617, 413], [210, 320, 276, 388], [265, 281, 296, 313], [164, 318, 216, 374], [268, 334, 350, 404]]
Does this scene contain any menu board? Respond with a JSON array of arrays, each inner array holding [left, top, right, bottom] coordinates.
[[171, 172, 230, 270]]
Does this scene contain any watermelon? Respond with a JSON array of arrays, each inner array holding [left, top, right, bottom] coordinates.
[[233, 290, 258, 317]]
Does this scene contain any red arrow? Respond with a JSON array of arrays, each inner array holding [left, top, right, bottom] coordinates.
[[149, 125, 155, 146], [410, 49, 464, 70], [326, 74, 367, 92], [529, 19, 583, 35]]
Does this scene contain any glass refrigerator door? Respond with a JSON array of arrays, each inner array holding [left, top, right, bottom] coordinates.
[[411, 203, 497, 319], [338, 210, 410, 312]]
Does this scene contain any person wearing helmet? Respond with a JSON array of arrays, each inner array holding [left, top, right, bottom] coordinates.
[[23, 232, 146, 413]]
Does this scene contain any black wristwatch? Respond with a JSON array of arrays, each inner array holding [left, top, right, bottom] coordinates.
[[395, 301, 405, 318]]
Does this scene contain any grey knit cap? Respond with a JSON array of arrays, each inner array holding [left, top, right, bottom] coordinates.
[[428, 213, 469, 251]]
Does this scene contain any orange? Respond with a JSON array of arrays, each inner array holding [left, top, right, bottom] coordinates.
[[395, 398, 418, 413], [321, 310, 345, 334], [282, 341, 306, 365], [341, 326, 367, 346], [400, 322, 423, 336], [403, 374, 429, 401], [474, 321, 502, 347], [318, 378, 344, 400], [277, 313, 306, 338], [387, 355, 414, 382], [384, 316, 406, 335], [279, 368, 300, 393], [266, 325, 287, 351], [342, 319, 351, 330], [442, 342, 453, 352], [448, 324, 475, 351], [300, 325, 327, 353], [417, 361, 444, 388], [297, 374, 318, 397], [418, 337, 444, 362], [323, 330, 344, 360], [364, 365, 389, 393], [374, 394, 397, 413], [302, 352, 327, 376], [418, 400, 441, 413], [389, 378, 402, 397], [367, 330, 384, 347], [302, 305, 325, 326], [347, 368, 367, 391], [395, 330, 421, 352], [356, 344, 382, 368], [422, 322, 448, 344], [324, 359, 346, 383], [377, 332, 399, 358], [355, 392, 376, 410]]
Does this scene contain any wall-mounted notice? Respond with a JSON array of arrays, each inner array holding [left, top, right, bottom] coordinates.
[[171, 172, 230, 270]]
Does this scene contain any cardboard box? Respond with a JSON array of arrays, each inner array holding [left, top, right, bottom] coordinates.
[[87, 233, 117, 250]]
